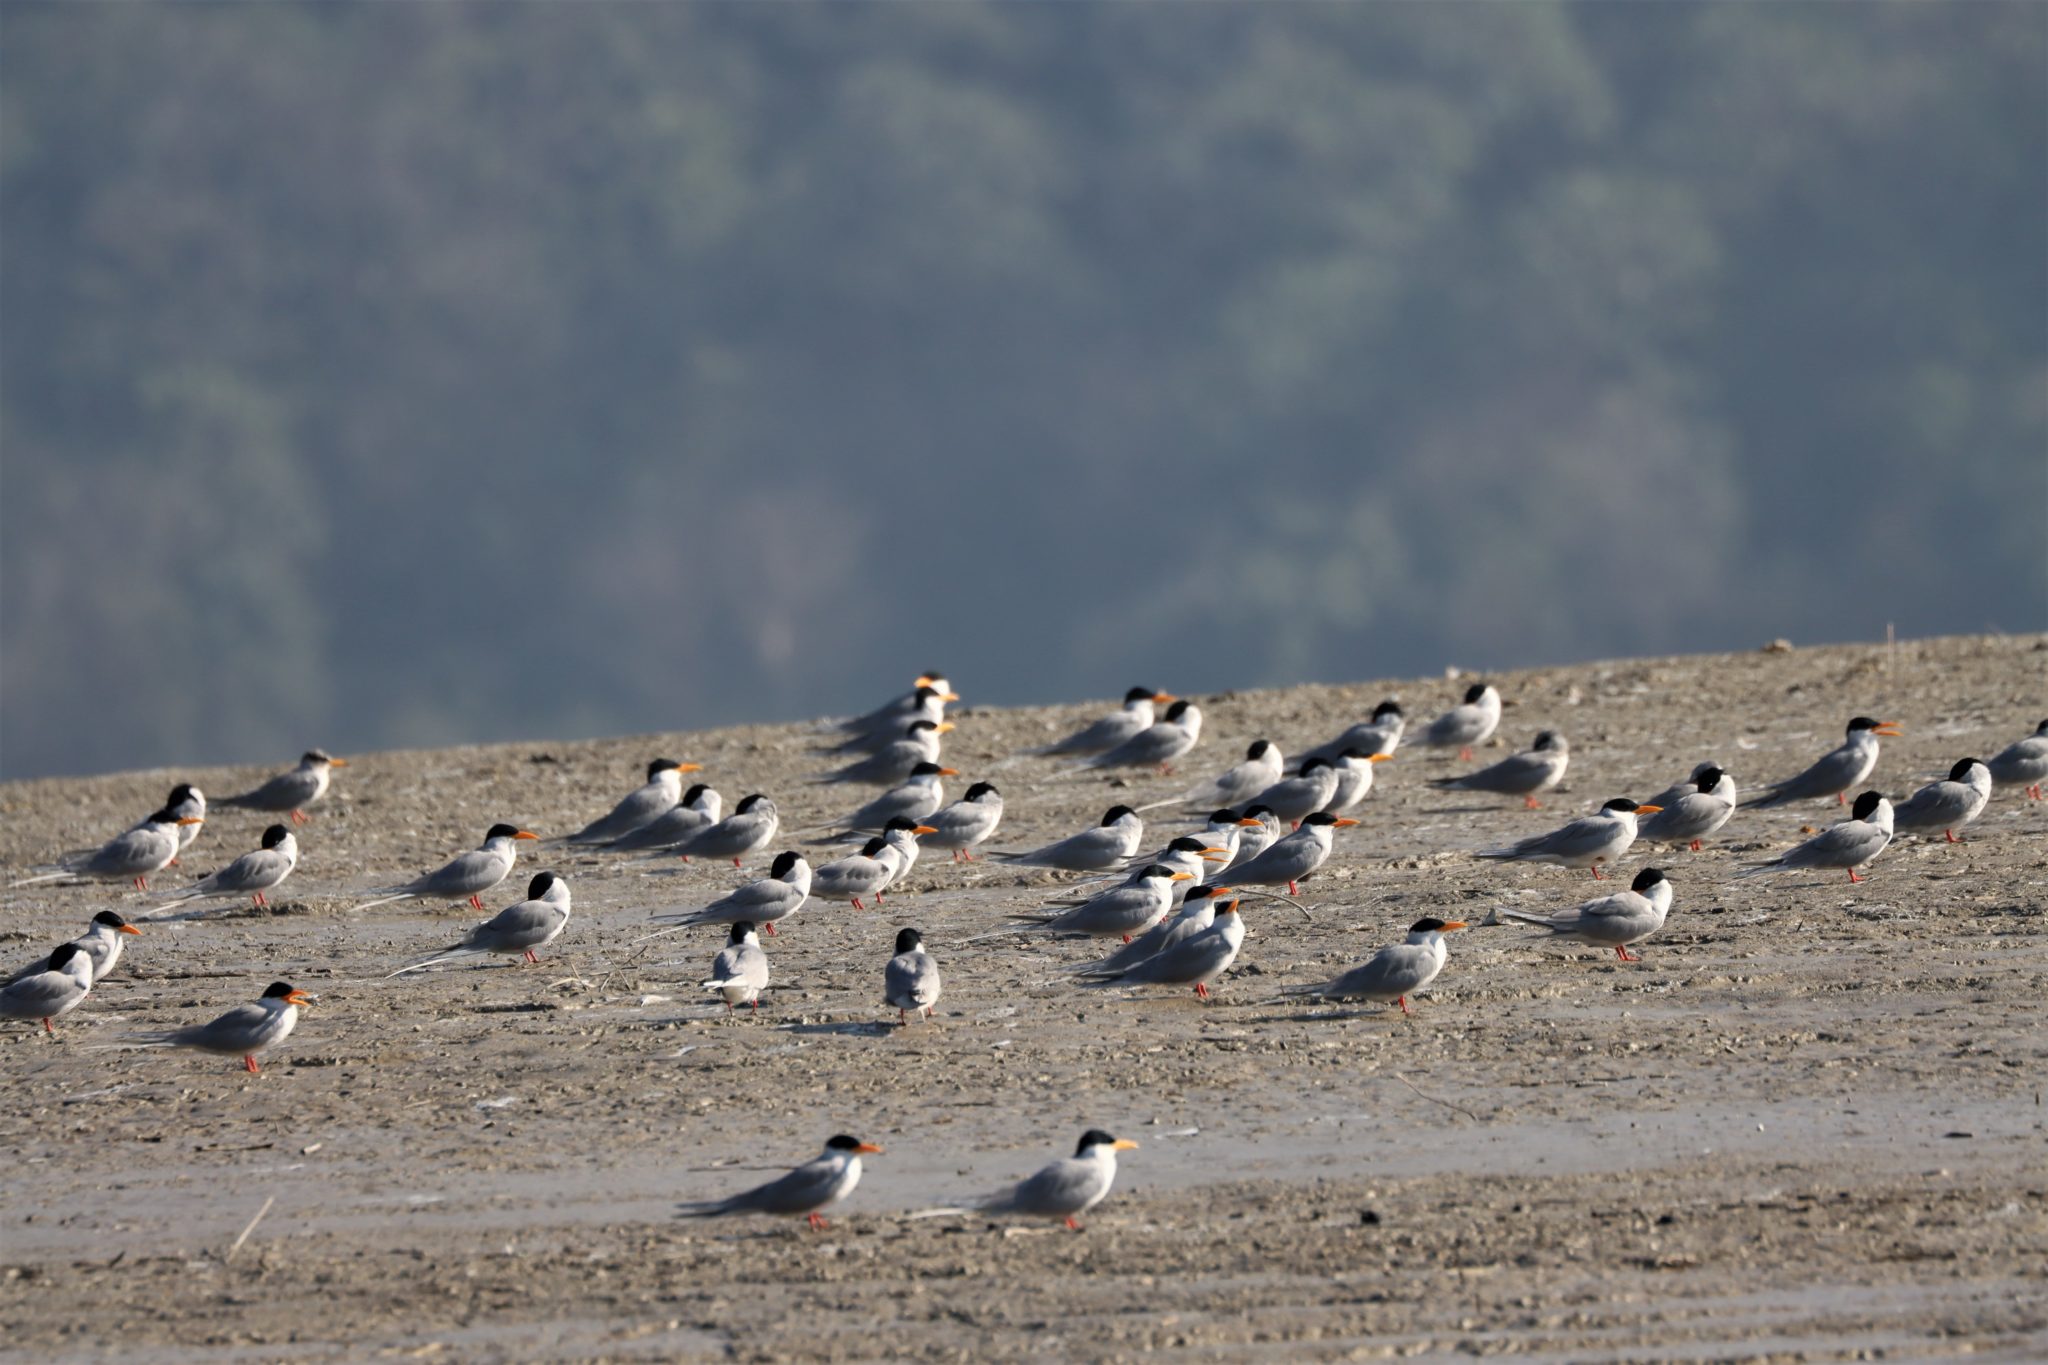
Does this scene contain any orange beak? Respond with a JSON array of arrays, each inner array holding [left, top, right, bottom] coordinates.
[[677, 763, 704, 773], [118, 924, 143, 936], [177, 816, 205, 826], [286, 991, 314, 1007], [1439, 921, 1470, 933], [1332, 817, 1360, 827], [913, 825, 939, 837], [940, 692, 961, 702], [1874, 722, 1903, 737], [330, 757, 349, 767], [514, 830, 540, 840], [1633, 805, 1663, 816], [937, 767, 960, 777], [1112, 1139, 1141, 1151], [934, 722, 957, 734], [854, 1143, 885, 1155], [1368, 754, 1394, 763], [1152, 692, 1176, 704], [1237, 817, 1264, 828], [1169, 872, 1194, 881]]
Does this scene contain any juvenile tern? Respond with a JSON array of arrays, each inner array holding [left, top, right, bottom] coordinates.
[[1303, 700, 1406, 765], [678, 1134, 883, 1228], [1322, 749, 1392, 815], [1737, 791, 1894, 882], [12, 808, 201, 891], [1429, 731, 1568, 807], [0, 943, 95, 1034], [916, 782, 1005, 862], [1075, 699, 1204, 773], [607, 783, 724, 851], [954, 1130, 1141, 1231], [1225, 811, 1356, 895], [1476, 798, 1657, 879], [153, 824, 298, 908], [1419, 684, 1502, 759], [217, 750, 346, 823], [390, 872, 573, 973], [1495, 867, 1673, 961], [1249, 757, 1343, 827], [1283, 917, 1467, 1015], [1637, 767, 1737, 851], [1139, 740, 1284, 813], [1080, 899, 1243, 999], [650, 851, 811, 935], [997, 806, 1145, 872], [702, 922, 769, 1012], [815, 720, 954, 787], [883, 927, 942, 1023], [1027, 688, 1173, 758], [353, 823, 538, 911], [136, 981, 311, 1072], [1745, 717, 1900, 807], [674, 795, 779, 867], [5, 912, 141, 987], [1891, 758, 1992, 842], [1985, 719, 2048, 799], [566, 758, 702, 844]]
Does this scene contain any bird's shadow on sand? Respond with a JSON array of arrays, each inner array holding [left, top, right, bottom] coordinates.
[[774, 1020, 900, 1039]]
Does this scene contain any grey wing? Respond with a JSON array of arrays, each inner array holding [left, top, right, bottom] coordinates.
[[1511, 817, 1606, 859], [608, 806, 712, 850], [1230, 837, 1313, 883], [713, 1158, 839, 1215], [1001, 1159, 1102, 1217], [0, 973, 82, 1019], [1321, 948, 1419, 999], [1441, 751, 1549, 794], [82, 828, 165, 877], [843, 787, 922, 830], [1890, 782, 1969, 831], [1640, 794, 1731, 842], [885, 953, 941, 1009], [206, 848, 292, 894], [569, 785, 673, 843], [1118, 930, 1227, 984], [167, 1001, 272, 1052], [416, 849, 500, 897], [1751, 747, 1859, 805], [1423, 707, 1480, 747], [1034, 714, 1130, 756], [224, 770, 314, 810], [472, 900, 564, 951]]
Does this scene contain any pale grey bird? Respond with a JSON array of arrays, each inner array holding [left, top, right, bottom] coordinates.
[[217, 750, 347, 823], [1745, 717, 1900, 807], [1118, 831, 1237, 891], [1027, 687, 1174, 758], [1302, 700, 1405, 766], [1637, 767, 1738, 852], [702, 921, 769, 1011], [1249, 757, 1343, 827], [819, 684, 954, 756], [997, 806, 1144, 872], [1429, 731, 1568, 808], [137, 980, 312, 1072], [674, 795, 779, 867], [1738, 791, 1894, 882], [829, 673, 956, 739], [152, 824, 298, 908], [1494, 867, 1673, 961], [1419, 684, 1503, 759], [1322, 749, 1392, 815], [606, 783, 724, 851], [12, 808, 201, 892], [649, 851, 811, 936], [917, 782, 1005, 863], [354, 823, 538, 911], [1284, 917, 1467, 1016], [883, 927, 942, 1023], [811, 820, 930, 910], [1139, 740, 1285, 813], [1646, 762, 1729, 811], [955, 1130, 1141, 1231], [813, 721, 953, 788], [678, 1135, 883, 1228], [1985, 719, 2048, 799], [1892, 758, 1992, 842], [1226, 811, 1357, 895], [389, 872, 574, 974], [1477, 798, 1658, 879], [161, 783, 208, 854], [1073, 884, 1231, 976], [0, 943, 95, 1034], [566, 758, 702, 844], [1216, 805, 1283, 880], [1075, 699, 1204, 773], [5, 912, 142, 987], [1081, 900, 1244, 999], [822, 763, 955, 841], [1010, 865, 1191, 942]]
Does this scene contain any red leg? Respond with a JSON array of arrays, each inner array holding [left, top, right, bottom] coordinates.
[[1524, 796, 1542, 809], [469, 894, 484, 911], [254, 891, 267, 908], [851, 896, 865, 911], [807, 1213, 827, 1230], [723, 999, 733, 1014], [1065, 1216, 1082, 1232], [1836, 791, 1846, 805], [134, 876, 149, 891], [524, 949, 538, 963], [1120, 933, 1131, 944], [2029, 784, 2042, 800], [875, 891, 885, 906], [42, 1017, 53, 1035], [1288, 880, 1298, 895], [244, 1055, 260, 1073], [1590, 866, 1605, 880], [899, 1008, 907, 1024], [1689, 839, 1702, 853], [1460, 747, 1473, 761], [1194, 982, 1209, 999], [1614, 945, 1639, 962], [680, 855, 692, 863], [1944, 829, 1959, 844], [732, 858, 742, 868], [1847, 868, 1864, 883], [291, 809, 308, 825], [170, 857, 181, 867], [1397, 996, 1411, 1016], [762, 922, 777, 936]]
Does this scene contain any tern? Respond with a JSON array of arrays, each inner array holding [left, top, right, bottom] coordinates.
[[1322, 749, 1392, 815], [5, 911, 142, 987], [819, 684, 954, 756], [948, 1131, 1141, 1231], [883, 927, 942, 1023], [1074, 699, 1204, 773], [1302, 700, 1406, 765], [1138, 739, 1285, 813], [1006, 865, 1191, 942], [12, 808, 202, 891], [1985, 720, 2048, 799], [1429, 731, 1568, 807], [814, 721, 953, 787], [916, 782, 1005, 862], [152, 824, 298, 908], [1249, 757, 1343, 828], [1072, 885, 1231, 976], [1027, 688, 1174, 758], [1638, 765, 1739, 851], [1746, 717, 1900, 807], [217, 750, 346, 824], [0, 943, 95, 1034], [353, 823, 538, 911], [1283, 917, 1466, 1016], [678, 1134, 883, 1228], [1891, 758, 1991, 842], [649, 852, 811, 936], [136, 981, 312, 1072], [161, 783, 208, 855], [702, 922, 769, 1011], [1477, 798, 1657, 879], [1080, 899, 1243, 999], [606, 783, 724, 852], [1225, 811, 1356, 895], [566, 758, 702, 844], [1217, 805, 1282, 879], [1494, 868, 1673, 961], [389, 871, 573, 973], [821, 763, 955, 839], [673, 795, 779, 867], [1419, 684, 1503, 760], [830, 673, 957, 741], [811, 820, 931, 910], [996, 806, 1144, 872], [1738, 791, 1894, 882]]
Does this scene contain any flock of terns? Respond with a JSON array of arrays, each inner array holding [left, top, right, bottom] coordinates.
[[6, 671, 2046, 1230]]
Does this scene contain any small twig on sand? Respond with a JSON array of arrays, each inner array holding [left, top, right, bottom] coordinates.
[[225, 1195, 275, 1263], [1382, 1070, 1482, 1122]]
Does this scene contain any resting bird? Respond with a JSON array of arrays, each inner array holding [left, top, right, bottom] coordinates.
[[1027, 687, 1174, 758], [648, 852, 811, 936], [1073, 700, 1204, 773], [702, 922, 769, 1011], [997, 806, 1144, 873], [12, 808, 200, 892], [1891, 758, 1992, 843], [917, 781, 1005, 863], [1638, 766, 1738, 851], [1226, 811, 1356, 895], [152, 824, 298, 908], [135, 980, 312, 1072], [1283, 917, 1467, 1016], [389, 872, 574, 974], [1419, 684, 1502, 760], [677, 1135, 883, 1229], [353, 824, 538, 911], [216, 750, 347, 823], [1080, 899, 1243, 999], [606, 782, 724, 851], [883, 927, 942, 1024], [1745, 717, 1899, 807], [1429, 731, 1568, 808], [1738, 792, 1894, 882], [1985, 719, 2048, 799], [673, 795, 779, 867], [565, 758, 701, 844], [5, 912, 141, 987], [0, 944, 95, 1034], [1476, 798, 1657, 879], [1494, 868, 1673, 961], [814, 721, 953, 787], [1138, 740, 1284, 813], [1301, 700, 1405, 765], [942, 1130, 1141, 1232]]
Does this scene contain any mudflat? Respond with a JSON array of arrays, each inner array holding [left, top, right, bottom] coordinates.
[[3, 634, 2044, 1361]]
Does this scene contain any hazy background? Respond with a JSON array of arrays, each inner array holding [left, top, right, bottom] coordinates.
[[4, 2, 2043, 780]]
